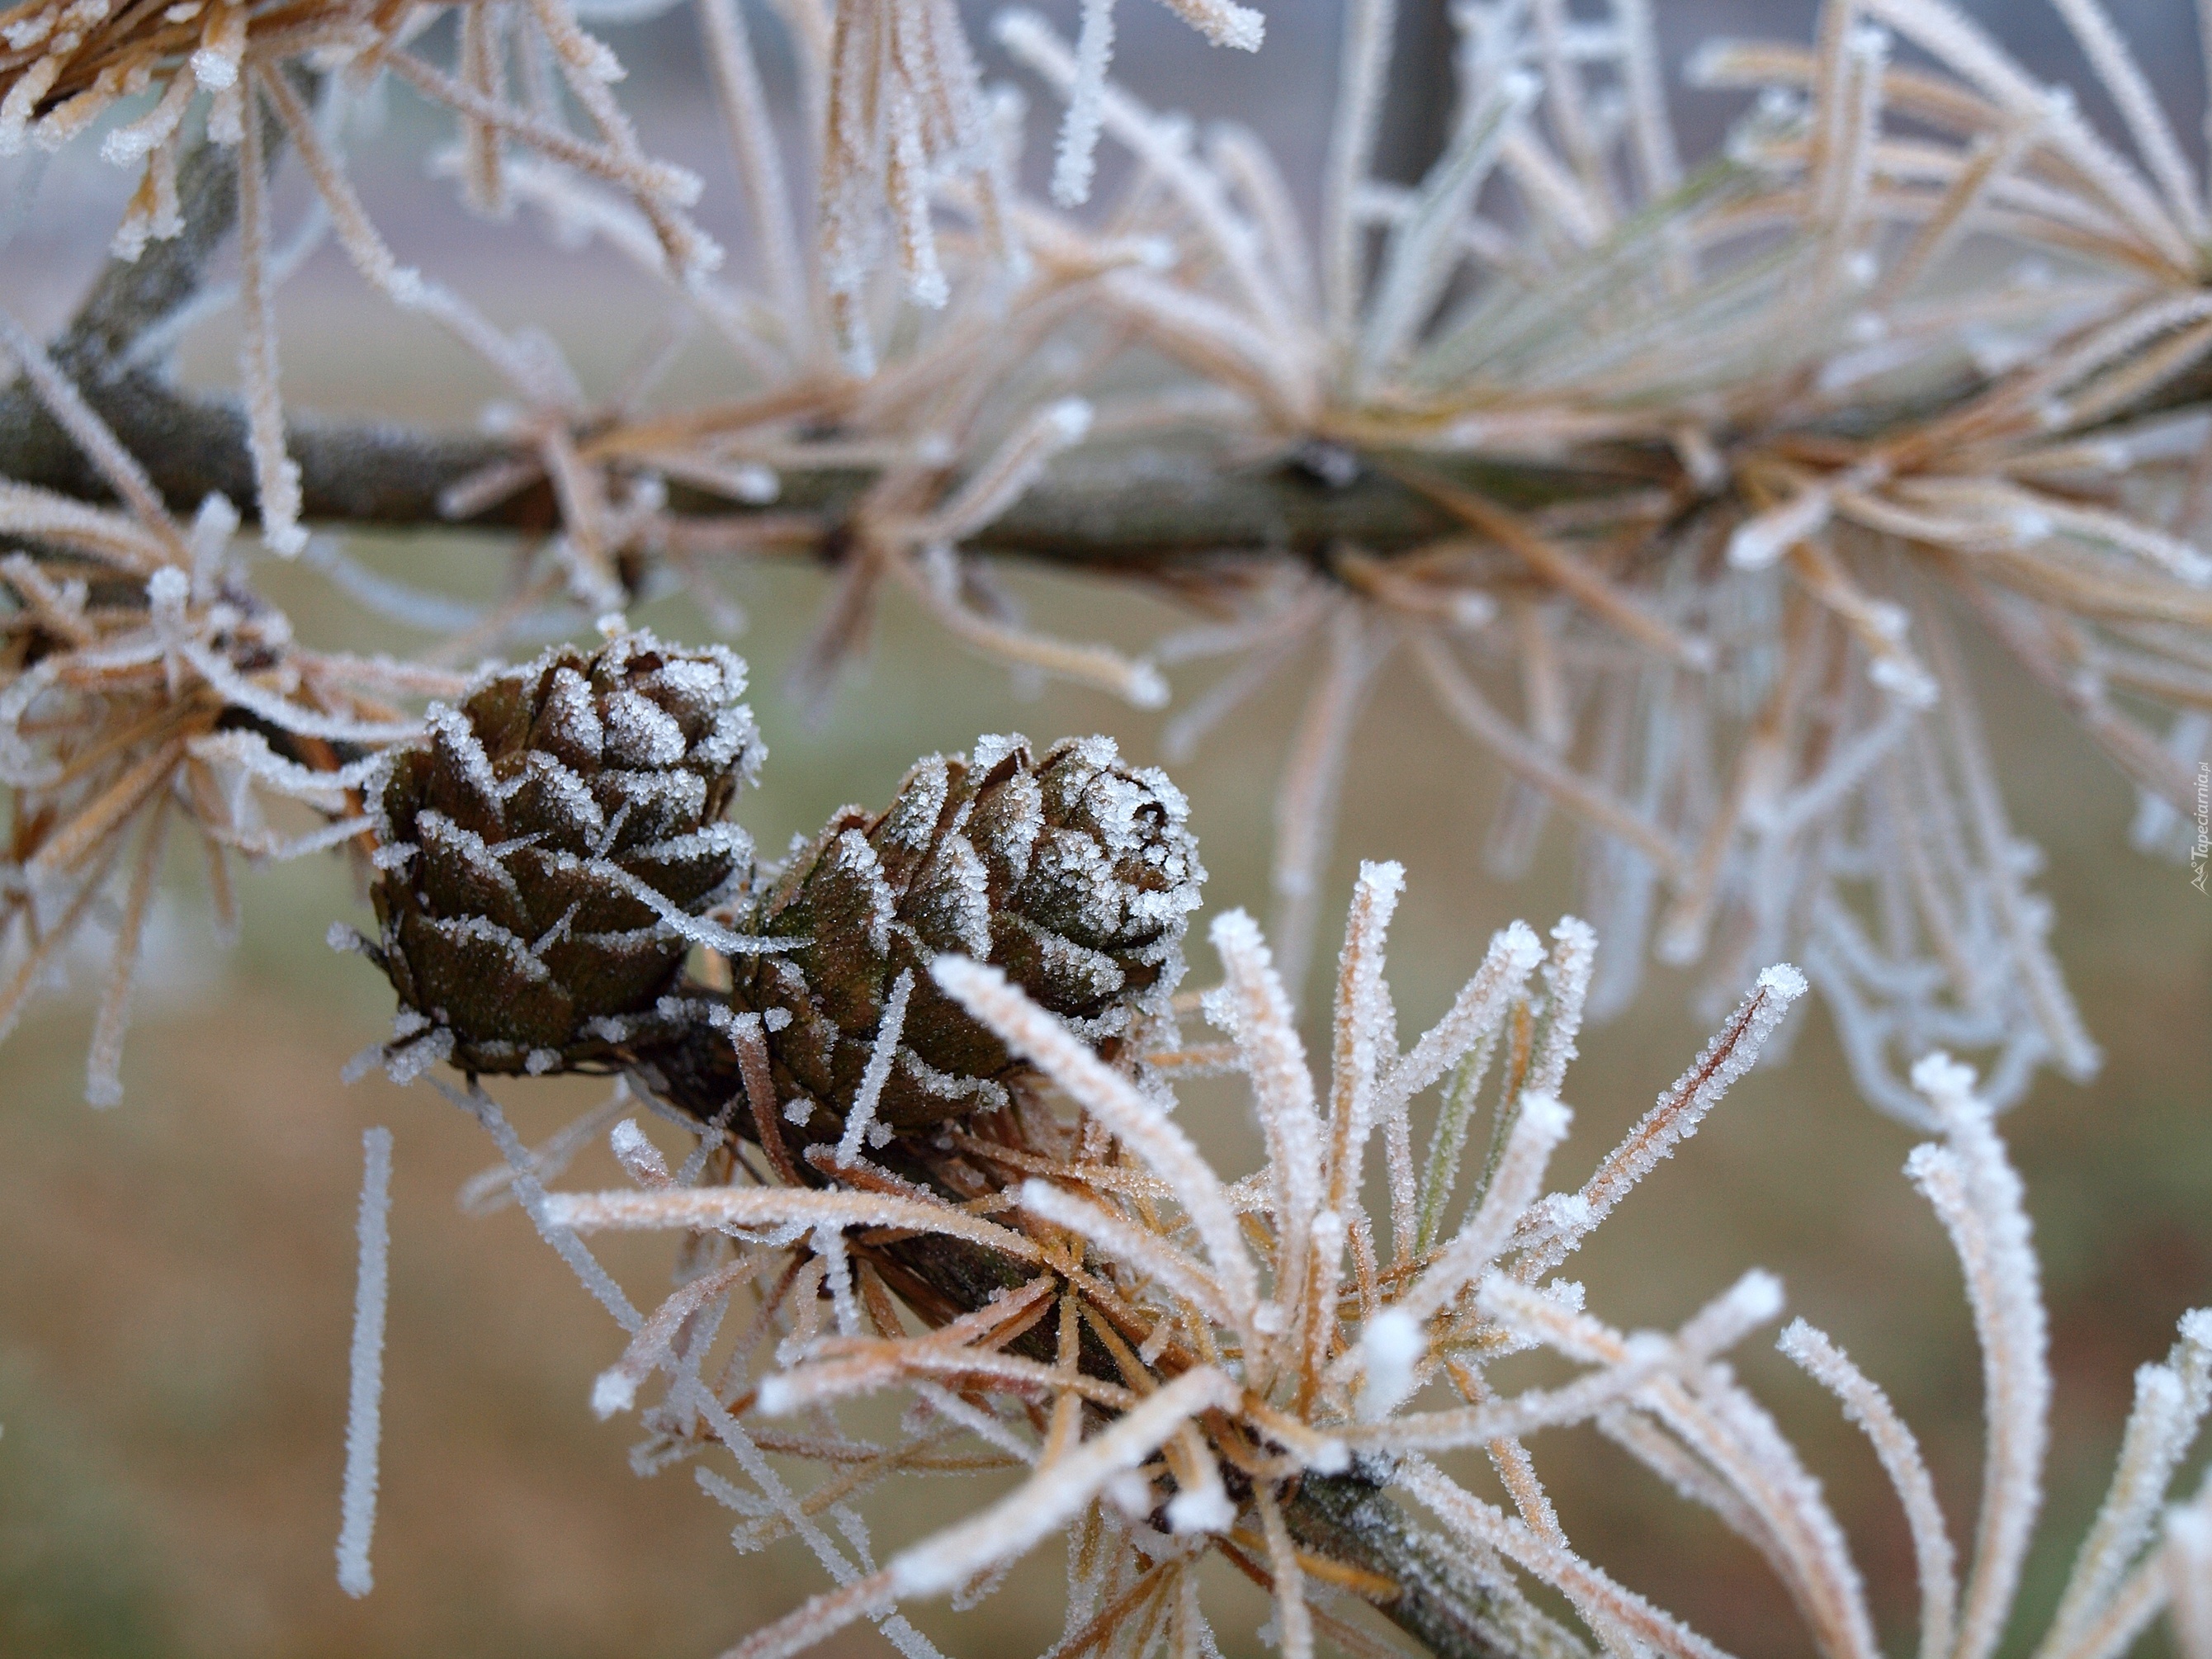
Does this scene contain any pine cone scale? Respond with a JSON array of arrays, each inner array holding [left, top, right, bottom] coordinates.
[[367, 631, 759, 1075], [728, 733, 1203, 1137]]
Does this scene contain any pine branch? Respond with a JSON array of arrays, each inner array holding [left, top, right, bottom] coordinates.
[[0, 125, 1650, 573], [57, 116, 248, 368], [12, 126, 2208, 586], [18, 265, 2210, 584], [0, 357, 1643, 569]]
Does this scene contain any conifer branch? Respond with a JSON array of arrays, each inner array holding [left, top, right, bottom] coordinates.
[[0, 358, 1633, 572], [0, 131, 1846, 573], [12, 143, 2210, 584]]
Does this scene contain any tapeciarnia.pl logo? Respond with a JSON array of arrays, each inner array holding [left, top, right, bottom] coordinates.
[[2194, 761, 2209, 895]]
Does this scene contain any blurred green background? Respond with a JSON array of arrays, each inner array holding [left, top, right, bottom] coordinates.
[[3, 2, 2210, 1655]]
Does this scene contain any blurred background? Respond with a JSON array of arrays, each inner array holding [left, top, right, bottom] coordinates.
[[2, 2, 2209, 1655]]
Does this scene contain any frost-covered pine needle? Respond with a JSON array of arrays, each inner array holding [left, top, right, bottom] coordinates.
[[236, 87, 307, 558], [336, 1126, 394, 1600], [835, 967, 911, 1166], [544, 1184, 1045, 1264], [1907, 1054, 2049, 1659], [1052, 0, 1116, 209], [1520, 962, 1807, 1279], [83, 796, 170, 1108], [1780, 1317, 1959, 1659]]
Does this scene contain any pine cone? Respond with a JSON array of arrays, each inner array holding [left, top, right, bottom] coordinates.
[[730, 734, 1204, 1140], [365, 631, 759, 1075]]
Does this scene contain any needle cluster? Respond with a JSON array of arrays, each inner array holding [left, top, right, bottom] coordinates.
[[432, 824, 2211, 1659]]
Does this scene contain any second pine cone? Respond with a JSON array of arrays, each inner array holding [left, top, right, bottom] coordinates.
[[730, 734, 1204, 1141]]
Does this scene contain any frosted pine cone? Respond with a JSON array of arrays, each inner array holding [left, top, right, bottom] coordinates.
[[730, 734, 1204, 1139], [364, 631, 759, 1075]]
